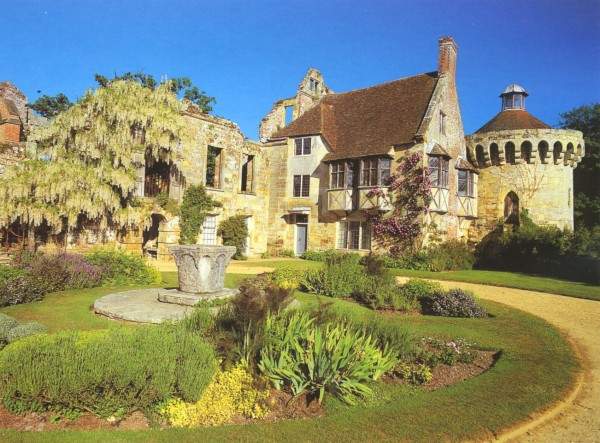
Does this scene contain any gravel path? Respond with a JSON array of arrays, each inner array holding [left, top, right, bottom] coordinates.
[[397, 278, 600, 442]]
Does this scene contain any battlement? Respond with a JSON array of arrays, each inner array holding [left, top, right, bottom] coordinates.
[[465, 128, 584, 169]]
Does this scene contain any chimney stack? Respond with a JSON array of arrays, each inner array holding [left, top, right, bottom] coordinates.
[[438, 36, 458, 80]]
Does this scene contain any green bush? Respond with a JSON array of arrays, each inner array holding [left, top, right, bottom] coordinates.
[[0, 325, 216, 417], [398, 279, 443, 304], [179, 184, 221, 245], [475, 217, 600, 283], [86, 248, 161, 286], [352, 275, 417, 311], [258, 312, 397, 404], [300, 253, 363, 297], [301, 249, 360, 263], [0, 265, 26, 282], [218, 215, 249, 259], [155, 190, 180, 215]]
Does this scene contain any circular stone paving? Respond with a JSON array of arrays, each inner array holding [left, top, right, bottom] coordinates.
[[94, 289, 194, 324]]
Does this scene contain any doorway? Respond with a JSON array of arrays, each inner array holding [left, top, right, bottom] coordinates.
[[295, 214, 308, 255]]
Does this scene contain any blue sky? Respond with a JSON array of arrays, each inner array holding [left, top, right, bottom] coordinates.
[[2, 0, 599, 139]]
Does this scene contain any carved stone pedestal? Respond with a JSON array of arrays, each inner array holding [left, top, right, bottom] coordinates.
[[160, 244, 238, 305]]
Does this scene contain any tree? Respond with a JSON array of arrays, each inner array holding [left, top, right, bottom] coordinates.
[[560, 104, 600, 229], [0, 80, 191, 249], [28, 93, 72, 118], [94, 72, 215, 113]]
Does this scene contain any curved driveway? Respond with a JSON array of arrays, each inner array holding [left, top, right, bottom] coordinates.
[[411, 279, 600, 442]]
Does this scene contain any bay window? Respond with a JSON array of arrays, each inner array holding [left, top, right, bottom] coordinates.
[[294, 137, 312, 155], [428, 155, 449, 188], [458, 170, 475, 197], [330, 161, 354, 189], [360, 157, 392, 187]]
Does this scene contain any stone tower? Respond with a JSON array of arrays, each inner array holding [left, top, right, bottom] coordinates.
[[466, 84, 584, 237]]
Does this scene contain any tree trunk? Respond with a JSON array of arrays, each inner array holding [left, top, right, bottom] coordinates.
[[27, 223, 36, 252]]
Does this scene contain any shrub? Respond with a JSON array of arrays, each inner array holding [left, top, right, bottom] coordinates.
[[352, 275, 418, 312], [271, 266, 302, 289], [425, 240, 475, 271], [300, 253, 363, 297], [421, 288, 487, 318], [179, 184, 222, 245], [21, 252, 103, 292], [258, 312, 398, 404], [301, 249, 360, 263], [155, 190, 180, 215], [0, 325, 217, 416], [393, 362, 432, 385], [218, 215, 249, 260], [86, 248, 161, 286], [0, 314, 47, 350], [0, 274, 47, 307], [419, 337, 476, 366], [0, 265, 26, 282], [159, 365, 269, 427], [475, 218, 600, 283], [398, 279, 443, 304]]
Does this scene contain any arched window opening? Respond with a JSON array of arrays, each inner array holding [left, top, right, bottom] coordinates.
[[564, 143, 574, 165], [576, 144, 583, 158], [505, 142, 516, 165], [504, 191, 520, 225], [553, 142, 563, 164], [466, 147, 475, 164], [521, 141, 532, 164], [490, 143, 500, 166], [476, 145, 486, 168], [538, 141, 549, 164]]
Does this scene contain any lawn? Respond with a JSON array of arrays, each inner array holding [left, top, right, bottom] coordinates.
[[0, 270, 580, 442], [245, 259, 600, 301]]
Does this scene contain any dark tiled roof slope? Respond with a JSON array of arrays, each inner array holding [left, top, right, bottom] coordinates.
[[272, 72, 439, 161], [476, 109, 550, 133]]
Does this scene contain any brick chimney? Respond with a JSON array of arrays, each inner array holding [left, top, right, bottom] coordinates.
[[438, 36, 458, 80], [0, 98, 22, 144]]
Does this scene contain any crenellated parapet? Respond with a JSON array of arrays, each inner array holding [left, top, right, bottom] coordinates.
[[465, 128, 584, 169]]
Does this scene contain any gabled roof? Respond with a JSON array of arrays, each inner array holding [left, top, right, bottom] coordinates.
[[271, 72, 439, 161], [475, 109, 550, 133]]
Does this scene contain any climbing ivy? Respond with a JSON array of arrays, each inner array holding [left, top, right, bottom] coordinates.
[[369, 152, 432, 255], [178, 185, 221, 245]]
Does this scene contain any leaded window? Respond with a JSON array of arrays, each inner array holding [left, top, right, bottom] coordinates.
[[294, 137, 312, 155], [202, 215, 217, 245], [458, 170, 475, 197], [293, 174, 310, 197], [428, 155, 449, 188], [336, 221, 371, 250]]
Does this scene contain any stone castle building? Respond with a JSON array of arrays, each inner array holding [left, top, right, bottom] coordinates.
[[0, 37, 585, 258]]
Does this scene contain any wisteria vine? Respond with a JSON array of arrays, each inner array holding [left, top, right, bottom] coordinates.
[[368, 152, 432, 255]]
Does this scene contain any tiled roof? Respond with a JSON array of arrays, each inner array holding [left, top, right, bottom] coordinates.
[[475, 109, 550, 133], [271, 72, 439, 161]]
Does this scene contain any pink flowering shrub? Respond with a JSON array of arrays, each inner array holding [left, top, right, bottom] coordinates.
[[369, 152, 432, 255]]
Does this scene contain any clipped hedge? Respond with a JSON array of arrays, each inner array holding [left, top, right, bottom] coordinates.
[[0, 325, 217, 416]]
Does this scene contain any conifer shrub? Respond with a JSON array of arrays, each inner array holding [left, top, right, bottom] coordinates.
[[218, 215, 248, 259], [179, 184, 222, 245], [0, 325, 217, 417]]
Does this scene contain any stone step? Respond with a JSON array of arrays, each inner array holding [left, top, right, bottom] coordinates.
[[157, 288, 238, 306]]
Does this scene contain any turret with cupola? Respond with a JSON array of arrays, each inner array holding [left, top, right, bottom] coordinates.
[[466, 84, 584, 237]]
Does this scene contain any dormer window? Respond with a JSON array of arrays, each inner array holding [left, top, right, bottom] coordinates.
[[294, 137, 312, 155]]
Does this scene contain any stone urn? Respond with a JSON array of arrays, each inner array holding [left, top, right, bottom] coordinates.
[[158, 244, 238, 305]]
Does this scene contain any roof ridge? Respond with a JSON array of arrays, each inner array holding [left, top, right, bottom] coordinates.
[[327, 71, 438, 99]]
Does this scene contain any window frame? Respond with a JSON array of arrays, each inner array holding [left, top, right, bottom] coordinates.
[[457, 169, 475, 198], [428, 155, 449, 189], [294, 137, 312, 156], [293, 174, 310, 197], [336, 221, 372, 251], [205, 145, 223, 189], [201, 215, 218, 245], [240, 153, 255, 193]]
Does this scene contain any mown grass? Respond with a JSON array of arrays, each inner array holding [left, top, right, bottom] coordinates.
[[0, 271, 579, 442], [245, 258, 600, 301]]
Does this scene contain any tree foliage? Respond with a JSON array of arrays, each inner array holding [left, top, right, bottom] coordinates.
[[0, 80, 191, 246], [178, 185, 221, 245], [28, 93, 73, 118], [94, 72, 215, 113], [560, 103, 600, 229]]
